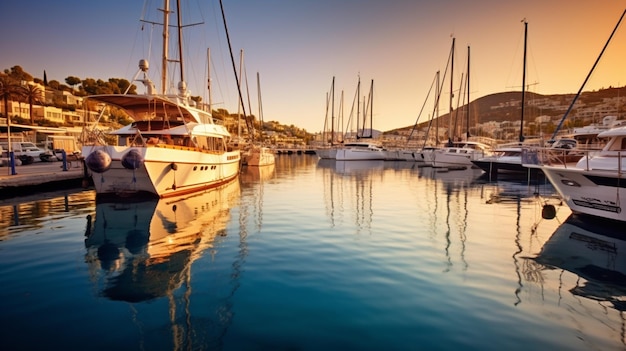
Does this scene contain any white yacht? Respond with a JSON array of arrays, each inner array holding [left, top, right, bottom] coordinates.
[[538, 126, 626, 222], [82, 0, 240, 199], [244, 145, 275, 167], [335, 141, 387, 161], [430, 141, 493, 169]]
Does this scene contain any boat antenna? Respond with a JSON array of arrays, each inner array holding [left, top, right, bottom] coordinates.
[[551, 8, 626, 140]]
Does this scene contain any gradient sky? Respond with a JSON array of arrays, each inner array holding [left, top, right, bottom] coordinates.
[[1, 1, 625, 133]]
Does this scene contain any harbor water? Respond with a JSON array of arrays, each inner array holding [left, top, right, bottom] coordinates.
[[0, 154, 624, 350]]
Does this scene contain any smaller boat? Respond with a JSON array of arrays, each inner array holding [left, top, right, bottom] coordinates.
[[472, 145, 534, 176], [335, 141, 387, 161], [431, 140, 493, 169], [243, 145, 275, 167]]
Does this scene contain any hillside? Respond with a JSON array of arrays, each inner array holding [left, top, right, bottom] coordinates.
[[386, 85, 626, 134]]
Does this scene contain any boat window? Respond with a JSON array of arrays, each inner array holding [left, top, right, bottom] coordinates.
[[621, 138, 626, 151]]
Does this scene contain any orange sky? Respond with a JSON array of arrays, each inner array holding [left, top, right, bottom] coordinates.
[[1, 1, 625, 132]]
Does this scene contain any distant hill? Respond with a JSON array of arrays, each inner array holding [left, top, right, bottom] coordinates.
[[386, 85, 626, 134]]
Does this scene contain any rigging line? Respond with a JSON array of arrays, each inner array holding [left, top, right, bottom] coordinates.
[[551, 8, 626, 140], [407, 71, 437, 142], [218, 0, 248, 123], [424, 70, 443, 148], [452, 72, 464, 140], [343, 78, 359, 140]]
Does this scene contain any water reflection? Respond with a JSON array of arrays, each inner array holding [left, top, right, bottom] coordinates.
[[534, 214, 626, 312], [0, 189, 94, 238], [240, 164, 275, 232], [317, 159, 384, 232], [84, 179, 241, 302]]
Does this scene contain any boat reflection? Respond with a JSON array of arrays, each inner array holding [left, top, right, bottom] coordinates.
[[418, 166, 484, 190], [84, 178, 241, 302], [317, 158, 385, 175], [240, 162, 275, 185], [534, 214, 626, 312]]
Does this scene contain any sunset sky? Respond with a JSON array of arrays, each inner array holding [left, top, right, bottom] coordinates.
[[1, 1, 625, 132]]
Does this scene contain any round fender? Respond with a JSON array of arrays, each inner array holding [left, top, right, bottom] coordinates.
[[85, 149, 112, 173], [122, 149, 144, 170], [541, 204, 556, 220]]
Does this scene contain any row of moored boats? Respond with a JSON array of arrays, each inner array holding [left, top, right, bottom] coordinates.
[[315, 115, 626, 223]]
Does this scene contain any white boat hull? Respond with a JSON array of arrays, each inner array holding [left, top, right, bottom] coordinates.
[[84, 145, 240, 198], [431, 151, 482, 168], [245, 147, 275, 166], [541, 165, 626, 221], [316, 148, 338, 159], [335, 148, 386, 161]]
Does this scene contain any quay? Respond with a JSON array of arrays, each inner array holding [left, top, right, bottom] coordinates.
[[0, 160, 90, 198]]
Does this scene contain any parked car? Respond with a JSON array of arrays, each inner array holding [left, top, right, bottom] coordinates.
[[0, 141, 47, 165]]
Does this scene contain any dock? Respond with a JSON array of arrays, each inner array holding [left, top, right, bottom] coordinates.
[[0, 160, 90, 198]]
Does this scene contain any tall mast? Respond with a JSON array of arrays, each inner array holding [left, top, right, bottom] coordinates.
[[449, 37, 455, 145], [207, 48, 212, 112], [339, 90, 344, 141], [436, 70, 440, 144], [331, 76, 335, 144], [520, 20, 527, 143], [466, 45, 470, 139], [160, 0, 170, 94], [176, 0, 184, 85], [370, 79, 374, 138], [257, 72, 263, 142], [356, 76, 360, 139], [237, 49, 243, 139]]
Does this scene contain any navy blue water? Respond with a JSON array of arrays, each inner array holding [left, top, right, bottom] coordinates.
[[1, 155, 624, 350]]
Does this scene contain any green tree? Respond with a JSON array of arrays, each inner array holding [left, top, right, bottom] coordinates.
[[65, 76, 81, 90], [47, 80, 60, 90], [4, 65, 33, 82]]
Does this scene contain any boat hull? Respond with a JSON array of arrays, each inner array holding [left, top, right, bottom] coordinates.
[[335, 148, 386, 161], [541, 165, 626, 222], [472, 157, 542, 177], [431, 151, 477, 168], [245, 147, 275, 166], [316, 148, 338, 159], [84, 145, 240, 199]]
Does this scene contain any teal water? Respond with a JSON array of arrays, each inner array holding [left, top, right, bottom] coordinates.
[[0, 155, 624, 351]]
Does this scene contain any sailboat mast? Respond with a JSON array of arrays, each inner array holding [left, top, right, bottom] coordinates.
[[160, 0, 170, 94], [520, 20, 527, 143], [436, 70, 440, 144], [207, 48, 212, 113], [449, 37, 455, 145], [466, 45, 470, 139], [339, 90, 344, 140], [176, 0, 185, 85], [331, 76, 335, 144], [356, 76, 360, 139], [370, 79, 374, 138], [237, 49, 243, 140], [257, 72, 263, 142]]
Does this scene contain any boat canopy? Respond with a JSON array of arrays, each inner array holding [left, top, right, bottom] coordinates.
[[87, 94, 207, 124]]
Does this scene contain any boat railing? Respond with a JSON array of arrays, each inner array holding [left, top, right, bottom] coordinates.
[[522, 146, 624, 170], [522, 146, 587, 168]]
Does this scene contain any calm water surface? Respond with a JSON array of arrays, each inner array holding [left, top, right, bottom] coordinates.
[[0, 155, 624, 351]]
